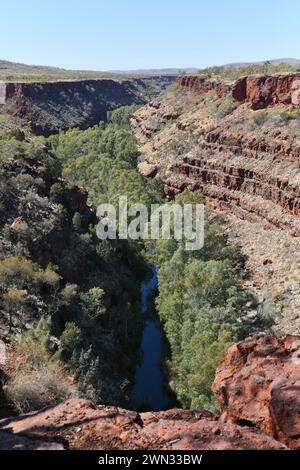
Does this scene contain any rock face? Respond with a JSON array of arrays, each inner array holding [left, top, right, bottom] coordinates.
[[292, 80, 300, 106], [0, 398, 287, 450], [131, 75, 300, 334], [233, 74, 300, 109], [177, 73, 300, 110], [176, 76, 229, 99], [0, 76, 175, 136], [212, 335, 300, 449]]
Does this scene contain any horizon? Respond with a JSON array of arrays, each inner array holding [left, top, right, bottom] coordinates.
[[1, 0, 300, 71], [2, 57, 300, 74]]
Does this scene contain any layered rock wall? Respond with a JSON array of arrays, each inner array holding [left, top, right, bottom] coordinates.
[[0, 76, 175, 135]]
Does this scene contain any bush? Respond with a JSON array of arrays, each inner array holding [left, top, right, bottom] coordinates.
[[60, 322, 82, 354], [217, 95, 233, 117], [49, 182, 65, 204], [280, 109, 300, 122], [108, 105, 140, 129], [6, 363, 77, 413], [15, 317, 52, 365], [80, 287, 106, 320], [252, 110, 268, 126]]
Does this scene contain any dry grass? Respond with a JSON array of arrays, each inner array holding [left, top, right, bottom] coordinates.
[[6, 362, 77, 413]]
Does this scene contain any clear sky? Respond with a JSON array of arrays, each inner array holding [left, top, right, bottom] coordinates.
[[1, 0, 300, 71]]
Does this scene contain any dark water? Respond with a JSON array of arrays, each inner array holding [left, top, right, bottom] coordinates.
[[132, 265, 169, 411]]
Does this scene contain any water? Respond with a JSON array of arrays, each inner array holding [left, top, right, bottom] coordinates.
[[132, 265, 169, 411]]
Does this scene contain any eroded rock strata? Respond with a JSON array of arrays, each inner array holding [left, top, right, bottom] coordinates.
[[131, 73, 300, 333], [0, 76, 175, 135]]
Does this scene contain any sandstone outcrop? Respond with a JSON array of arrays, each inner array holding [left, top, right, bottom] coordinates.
[[212, 335, 300, 449], [177, 73, 300, 110], [233, 74, 300, 109], [176, 76, 229, 99], [138, 161, 158, 178], [2, 335, 300, 450], [0, 398, 288, 450], [292, 80, 300, 106]]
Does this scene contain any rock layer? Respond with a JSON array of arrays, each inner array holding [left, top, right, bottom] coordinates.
[[0, 76, 175, 135], [232, 74, 300, 109]]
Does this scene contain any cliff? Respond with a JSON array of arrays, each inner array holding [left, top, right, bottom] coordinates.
[[0, 153, 145, 406], [0, 76, 175, 135], [131, 73, 300, 334], [1, 335, 299, 450], [175, 73, 300, 108]]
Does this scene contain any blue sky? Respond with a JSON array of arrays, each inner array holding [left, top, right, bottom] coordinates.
[[1, 0, 299, 70]]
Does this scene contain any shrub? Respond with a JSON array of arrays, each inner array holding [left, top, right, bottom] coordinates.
[[217, 95, 233, 117], [1, 288, 26, 332], [6, 363, 77, 413], [60, 322, 82, 354], [49, 182, 65, 204], [280, 109, 300, 122], [59, 283, 79, 305], [252, 110, 268, 126], [72, 212, 82, 232], [70, 346, 101, 403], [80, 287, 106, 319], [15, 317, 51, 365]]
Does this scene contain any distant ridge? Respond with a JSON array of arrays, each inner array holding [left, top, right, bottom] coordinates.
[[222, 58, 300, 69], [108, 68, 198, 75], [1, 58, 300, 79]]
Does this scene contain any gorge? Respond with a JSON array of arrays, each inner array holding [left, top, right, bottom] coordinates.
[[1, 65, 300, 451]]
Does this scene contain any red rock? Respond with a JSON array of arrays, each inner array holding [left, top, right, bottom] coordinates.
[[0, 399, 287, 450], [138, 162, 158, 178], [212, 335, 300, 449], [233, 74, 300, 109], [176, 76, 229, 98], [291, 80, 300, 106], [0, 430, 64, 450]]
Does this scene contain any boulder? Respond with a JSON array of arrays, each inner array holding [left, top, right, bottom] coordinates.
[[291, 80, 300, 106], [138, 161, 158, 178], [212, 335, 300, 449]]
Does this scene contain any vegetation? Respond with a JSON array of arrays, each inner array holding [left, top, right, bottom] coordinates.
[[153, 190, 260, 412], [217, 95, 233, 117], [0, 103, 266, 415], [198, 61, 300, 81], [48, 121, 158, 208]]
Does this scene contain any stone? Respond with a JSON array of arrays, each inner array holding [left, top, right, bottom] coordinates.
[[0, 399, 288, 450], [291, 80, 300, 106], [212, 335, 300, 449], [138, 161, 158, 178]]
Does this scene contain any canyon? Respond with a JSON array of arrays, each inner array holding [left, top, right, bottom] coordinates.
[[1, 70, 300, 452], [0, 76, 175, 135]]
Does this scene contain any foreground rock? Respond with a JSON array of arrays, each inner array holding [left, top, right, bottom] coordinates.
[[2, 335, 300, 450], [212, 335, 300, 449], [0, 399, 287, 450], [0, 430, 64, 450]]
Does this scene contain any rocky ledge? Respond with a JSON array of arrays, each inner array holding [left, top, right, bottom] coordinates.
[[1, 336, 299, 450]]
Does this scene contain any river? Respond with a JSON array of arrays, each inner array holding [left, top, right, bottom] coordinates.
[[132, 265, 170, 411]]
